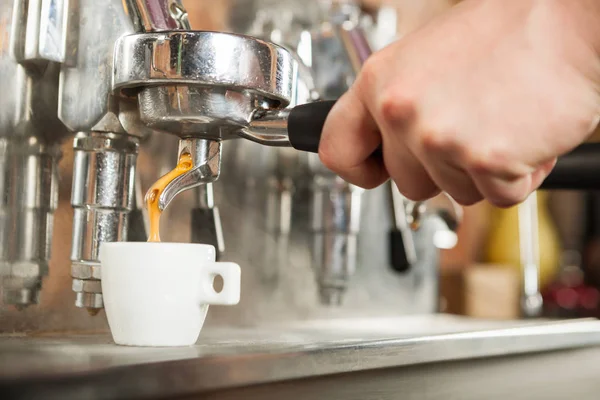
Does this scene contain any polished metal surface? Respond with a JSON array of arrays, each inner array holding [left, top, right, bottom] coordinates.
[[307, 3, 365, 100], [125, 0, 190, 32], [263, 175, 294, 275], [0, 1, 67, 139], [24, 0, 69, 65], [192, 347, 600, 400], [0, 137, 60, 307], [38, 0, 69, 63], [113, 31, 294, 104], [56, 0, 190, 132], [2, 316, 600, 399], [335, 21, 372, 74], [311, 175, 363, 305], [57, 0, 135, 133], [240, 109, 292, 146], [113, 31, 295, 139], [70, 133, 139, 310], [158, 139, 221, 210], [0, 0, 69, 308]]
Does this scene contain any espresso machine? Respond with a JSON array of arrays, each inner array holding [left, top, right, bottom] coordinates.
[[5, 1, 600, 399], [0, 0, 462, 324], [2, 0, 600, 322]]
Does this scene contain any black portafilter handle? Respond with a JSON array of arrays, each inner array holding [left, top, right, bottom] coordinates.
[[287, 100, 600, 191], [538, 143, 600, 190], [288, 100, 341, 153]]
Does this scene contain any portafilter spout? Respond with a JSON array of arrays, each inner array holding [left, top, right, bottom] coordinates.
[[158, 139, 221, 211]]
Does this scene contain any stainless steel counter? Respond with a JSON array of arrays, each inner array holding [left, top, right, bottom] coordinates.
[[1, 314, 600, 400]]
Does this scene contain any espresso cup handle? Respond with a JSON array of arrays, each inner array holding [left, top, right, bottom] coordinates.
[[200, 262, 241, 305]]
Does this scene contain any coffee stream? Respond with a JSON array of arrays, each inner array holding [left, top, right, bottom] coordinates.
[[145, 153, 194, 242]]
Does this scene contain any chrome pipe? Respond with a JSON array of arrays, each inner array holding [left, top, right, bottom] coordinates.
[[70, 132, 139, 311]]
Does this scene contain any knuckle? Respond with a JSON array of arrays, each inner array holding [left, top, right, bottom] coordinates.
[[394, 180, 440, 202], [379, 91, 417, 127], [420, 129, 459, 153], [358, 56, 380, 90], [465, 144, 511, 176]]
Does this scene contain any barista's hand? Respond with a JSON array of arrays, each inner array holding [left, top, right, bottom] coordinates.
[[319, 0, 600, 207]]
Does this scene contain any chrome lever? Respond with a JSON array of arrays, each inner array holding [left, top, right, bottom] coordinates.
[[389, 182, 418, 272], [407, 193, 462, 249], [124, 0, 190, 32]]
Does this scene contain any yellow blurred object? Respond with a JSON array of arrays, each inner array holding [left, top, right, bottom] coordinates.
[[483, 192, 561, 290]]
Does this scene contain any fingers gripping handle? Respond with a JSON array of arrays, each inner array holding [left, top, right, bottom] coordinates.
[[288, 100, 383, 158], [287, 101, 600, 190], [200, 262, 241, 305]]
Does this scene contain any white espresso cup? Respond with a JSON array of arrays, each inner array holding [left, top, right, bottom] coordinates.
[[99, 242, 241, 347]]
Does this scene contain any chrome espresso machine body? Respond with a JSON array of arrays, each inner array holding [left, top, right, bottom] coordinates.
[[0, 0, 458, 327]]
